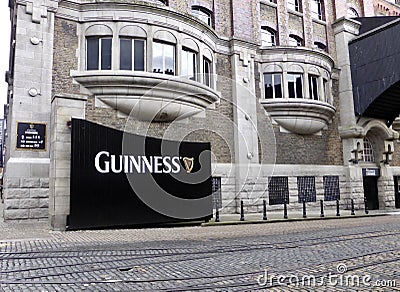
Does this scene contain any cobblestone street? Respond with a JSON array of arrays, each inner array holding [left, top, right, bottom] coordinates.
[[0, 215, 399, 291]]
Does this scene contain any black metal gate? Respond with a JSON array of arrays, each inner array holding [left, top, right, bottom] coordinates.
[[68, 119, 212, 230]]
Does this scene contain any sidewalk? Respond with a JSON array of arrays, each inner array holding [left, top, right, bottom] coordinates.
[[203, 208, 400, 226], [1, 202, 399, 242]]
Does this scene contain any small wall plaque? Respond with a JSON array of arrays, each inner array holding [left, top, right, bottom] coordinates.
[[16, 122, 46, 151]]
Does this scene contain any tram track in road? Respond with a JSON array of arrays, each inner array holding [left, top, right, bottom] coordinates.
[[1, 228, 399, 287]]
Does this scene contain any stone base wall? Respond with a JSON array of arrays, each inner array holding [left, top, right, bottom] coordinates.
[[3, 160, 50, 220]]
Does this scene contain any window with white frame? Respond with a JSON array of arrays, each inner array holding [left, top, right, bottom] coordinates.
[[120, 38, 145, 71], [288, 34, 303, 46], [308, 75, 319, 100], [192, 6, 212, 26], [287, 73, 303, 98], [311, 0, 324, 20], [153, 41, 175, 75], [362, 138, 375, 163], [203, 57, 212, 87], [261, 27, 277, 47], [287, 0, 301, 12], [182, 48, 197, 81], [87, 37, 112, 70], [264, 73, 283, 99]]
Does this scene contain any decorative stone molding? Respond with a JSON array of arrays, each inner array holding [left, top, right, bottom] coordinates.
[[261, 99, 335, 135], [71, 71, 220, 122]]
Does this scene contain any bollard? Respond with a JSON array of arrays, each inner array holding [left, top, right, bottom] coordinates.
[[351, 199, 355, 216], [240, 200, 245, 221], [263, 199, 267, 220], [215, 208, 220, 222], [336, 199, 340, 216], [320, 200, 324, 218], [364, 197, 369, 215], [302, 199, 307, 218], [284, 198, 288, 219]]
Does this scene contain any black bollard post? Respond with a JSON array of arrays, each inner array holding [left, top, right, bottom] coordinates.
[[302, 199, 307, 218], [320, 200, 324, 218], [284, 198, 288, 219], [364, 197, 369, 215], [215, 207, 220, 223], [336, 199, 340, 217], [351, 199, 355, 216], [263, 199, 267, 220], [240, 200, 245, 221]]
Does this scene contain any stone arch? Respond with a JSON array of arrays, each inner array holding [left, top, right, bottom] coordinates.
[[119, 25, 147, 38], [153, 30, 177, 44], [85, 24, 113, 36]]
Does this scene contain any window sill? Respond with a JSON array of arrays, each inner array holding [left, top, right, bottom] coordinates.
[[288, 10, 303, 17], [260, 0, 278, 8], [312, 18, 327, 26], [71, 70, 220, 122]]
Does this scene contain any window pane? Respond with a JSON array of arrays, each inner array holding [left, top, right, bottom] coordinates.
[[87, 38, 99, 70], [288, 75, 295, 98], [164, 44, 175, 75], [182, 49, 196, 81], [312, 77, 318, 100], [296, 75, 303, 98], [264, 74, 273, 99], [153, 42, 163, 73], [120, 39, 132, 70], [134, 40, 145, 71], [204, 58, 211, 87], [101, 38, 112, 70], [274, 74, 283, 98]]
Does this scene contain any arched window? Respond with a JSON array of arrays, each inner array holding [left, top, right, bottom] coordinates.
[[347, 7, 359, 18], [261, 27, 277, 47], [288, 34, 303, 46], [311, 0, 324, 20], [192, 6, 213, 26], [314, 41, 326, 51], [362, 138, 375, 163]]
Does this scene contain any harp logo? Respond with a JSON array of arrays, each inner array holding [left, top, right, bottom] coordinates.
[[183, 157, 194, 173]]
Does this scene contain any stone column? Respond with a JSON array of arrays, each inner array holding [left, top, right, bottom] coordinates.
[[49, 94, 87, 231], [3, 0, 57, 220], [333, 18, 365, 208], [378, 165, 396, 210]]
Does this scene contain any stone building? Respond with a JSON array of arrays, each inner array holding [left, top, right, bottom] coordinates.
[[3, 0, 400, 229]]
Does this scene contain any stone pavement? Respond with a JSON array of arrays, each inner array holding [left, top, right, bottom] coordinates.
[[0, 202, 399, 291]]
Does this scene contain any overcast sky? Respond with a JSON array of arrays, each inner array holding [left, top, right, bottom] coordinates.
[[0, 5, 11, 117]]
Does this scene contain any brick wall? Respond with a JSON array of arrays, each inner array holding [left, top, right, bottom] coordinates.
[[52, 18, 80, 97]]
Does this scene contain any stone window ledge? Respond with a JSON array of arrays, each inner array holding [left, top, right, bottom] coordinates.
[[261, 99, 336, 135], [71, 70, 220, 122]]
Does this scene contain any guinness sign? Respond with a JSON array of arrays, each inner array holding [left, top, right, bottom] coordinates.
[[69, 119, 212, 230]]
